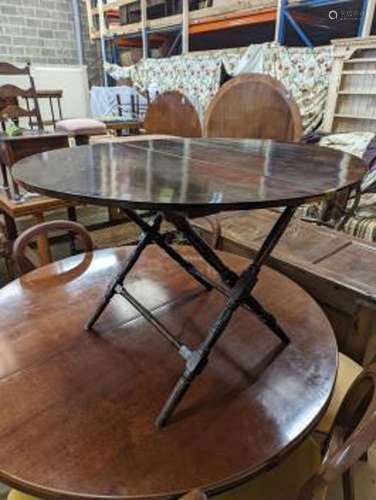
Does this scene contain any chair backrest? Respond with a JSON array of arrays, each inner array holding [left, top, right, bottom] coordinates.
[[0, 62, 43, 130], [13, 220, 94, 275], [298, 363, 376, 500], [204, 74, 303, 142], [144, 91, 202, 137]]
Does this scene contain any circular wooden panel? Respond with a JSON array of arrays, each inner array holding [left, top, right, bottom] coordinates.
[[144, 91, 202, 137], [205, 74, 303, 142], [0, 246, 337, 499], [13, 139, 366, 214]]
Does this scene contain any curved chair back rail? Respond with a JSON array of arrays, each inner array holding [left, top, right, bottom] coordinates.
[[13, 220, 94, 275], [204, 73, 303, 142], [299, 363, 376, 500], [144, 91, 202, 138]]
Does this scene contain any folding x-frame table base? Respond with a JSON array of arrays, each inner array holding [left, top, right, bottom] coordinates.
[[86, 206, 296, 428]]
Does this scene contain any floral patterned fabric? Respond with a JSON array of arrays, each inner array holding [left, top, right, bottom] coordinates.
[[105, 46, 245, 124], [263, 45, 333, 133], [105, 42, 333, 134]]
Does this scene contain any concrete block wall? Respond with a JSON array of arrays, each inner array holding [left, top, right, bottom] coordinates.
[[0, 0, 101, 85]]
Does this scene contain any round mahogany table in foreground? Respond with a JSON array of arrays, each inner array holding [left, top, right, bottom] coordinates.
[[0, 247, 337, 499]]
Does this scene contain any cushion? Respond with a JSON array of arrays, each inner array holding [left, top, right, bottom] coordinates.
[[316, 352, 362, 434], [56, 119, 106, 136], [7, 492, 38, 500], [215, 436, 321, 500]]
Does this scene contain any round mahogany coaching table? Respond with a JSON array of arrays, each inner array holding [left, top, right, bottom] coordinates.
[[1, 138, 365, 498]]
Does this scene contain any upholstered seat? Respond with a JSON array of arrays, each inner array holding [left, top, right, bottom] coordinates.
[[56, 118, 106, 137], [216, 437, 321, 500]]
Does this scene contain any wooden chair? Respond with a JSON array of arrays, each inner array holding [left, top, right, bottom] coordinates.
[[299, 364, 376, 500], [144, 91, 202, 137], [216, 363, 376, 500], [12, 220, 94, 275], [204, 74, 303, 142], [0, 62, 43, 130]]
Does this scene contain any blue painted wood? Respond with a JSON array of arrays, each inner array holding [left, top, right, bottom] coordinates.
[[285, 11, 313, 47]]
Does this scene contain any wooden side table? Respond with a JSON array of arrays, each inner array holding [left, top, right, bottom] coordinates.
[[0, 191, 74, 266], [0, 130, 72, 266]]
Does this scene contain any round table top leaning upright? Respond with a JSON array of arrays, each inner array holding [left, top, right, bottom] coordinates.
[[0, 246, 337, 499], [13, 138, 366, 215]]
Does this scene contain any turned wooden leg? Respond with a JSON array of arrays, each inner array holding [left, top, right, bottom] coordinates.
[[33, 213, 52, 266], [67, 206, 78, 255], [75, 135, 90, 146], [108, 207, 123, 222], [342, 467, 355, 500]]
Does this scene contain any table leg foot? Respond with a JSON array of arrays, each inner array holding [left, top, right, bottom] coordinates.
[[156, 350, 207, 428], [156, 375, 191, 428]]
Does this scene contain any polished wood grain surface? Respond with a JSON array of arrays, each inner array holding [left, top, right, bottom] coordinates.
[[204, 74, 303, 142], [14, 139, 366, 214], [0, 246, 337, 499], [144, 91, 202, 138]]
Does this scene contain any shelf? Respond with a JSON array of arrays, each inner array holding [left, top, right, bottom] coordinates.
[[338, 91, 376, 95], [190, 7, 276, 34], [334, 113, 376, 121], [342, 70, 376, 75], [104, 0, 135, 11], [89, 0, 278, 38], [344, 58, 376, 63]]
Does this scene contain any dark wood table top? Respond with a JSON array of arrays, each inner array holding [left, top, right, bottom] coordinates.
[[0, 246, 337, 498], [13, 138, 366, 215]]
